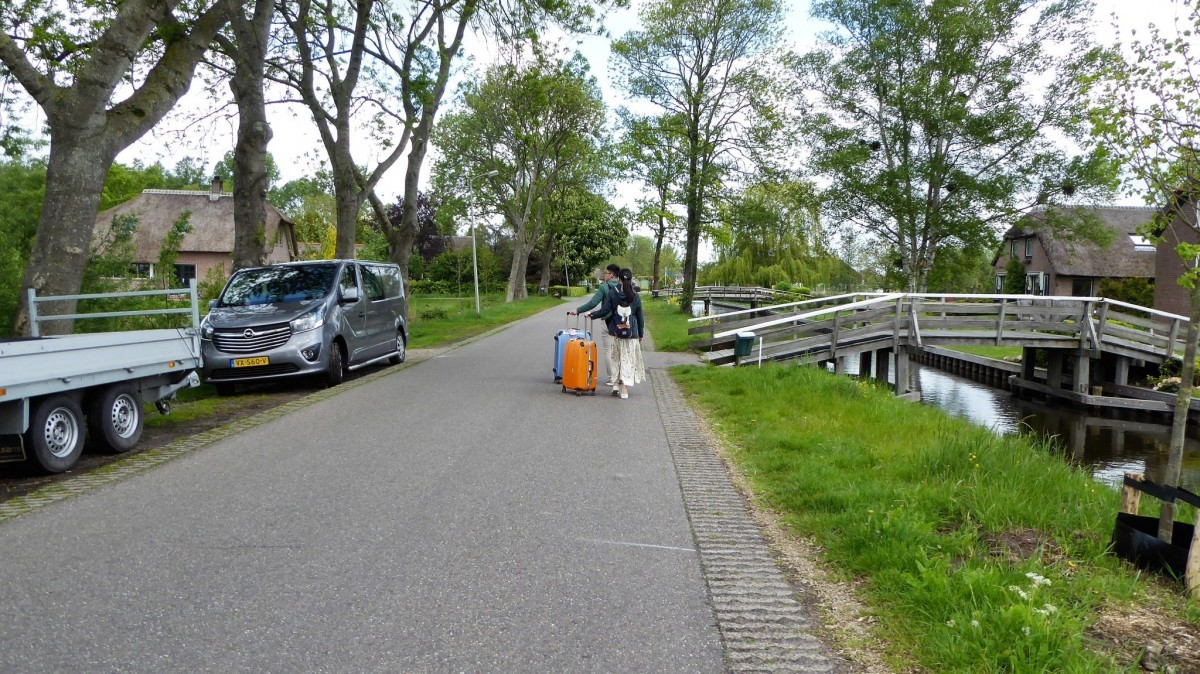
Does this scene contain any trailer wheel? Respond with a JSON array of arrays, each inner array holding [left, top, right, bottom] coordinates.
[[88, 384, 143, 453], [25, 395, 84, 474]]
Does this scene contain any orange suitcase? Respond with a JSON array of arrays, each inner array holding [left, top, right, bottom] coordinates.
[[561, 337, 598, 396]]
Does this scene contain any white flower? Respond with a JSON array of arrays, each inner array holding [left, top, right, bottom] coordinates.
[[1022, 626, 1032, 636], [1033, 604, 1058, 616], [971, 620, 980, 628], [1025, 572, 1051, 588], [946, 619, 956, 628], [1007, 585, 1029, 600]]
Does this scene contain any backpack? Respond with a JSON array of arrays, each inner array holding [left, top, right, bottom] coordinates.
[[607, 287, 634, 339]]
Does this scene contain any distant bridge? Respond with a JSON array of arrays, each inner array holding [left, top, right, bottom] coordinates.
[[683, 290, 1192, 412]]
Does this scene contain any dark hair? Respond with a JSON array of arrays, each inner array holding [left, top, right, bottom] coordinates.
[[618, 268, 635, 299], [605, 263, 621, 275]]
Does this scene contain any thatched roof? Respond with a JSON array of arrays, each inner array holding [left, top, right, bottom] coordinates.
[[1001, 206, 1158, 278], [92, 188, 297, 260]]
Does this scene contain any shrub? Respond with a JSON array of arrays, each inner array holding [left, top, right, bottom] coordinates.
[[418, 306, 450, 321]]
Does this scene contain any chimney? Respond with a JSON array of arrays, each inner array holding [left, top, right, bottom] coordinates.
[[211, 175, 224, 194]]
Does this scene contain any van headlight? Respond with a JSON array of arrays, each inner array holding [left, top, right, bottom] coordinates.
[[200, 315, 213, 340], [291, 307, 325, 333]]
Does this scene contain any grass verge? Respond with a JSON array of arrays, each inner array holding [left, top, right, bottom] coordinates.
[[672, 363, 1200, 672], [641, 295, 695, 352], [950, 345, 1023, 360], [408, 293, 563, 348]]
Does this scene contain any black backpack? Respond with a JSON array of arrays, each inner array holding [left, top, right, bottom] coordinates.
[[607, 287, 634, 339]]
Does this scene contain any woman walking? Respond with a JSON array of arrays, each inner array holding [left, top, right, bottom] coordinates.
[[587, 268, 645, 399]]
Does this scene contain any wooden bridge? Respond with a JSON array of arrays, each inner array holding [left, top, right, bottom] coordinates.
[[686, 291, 1192, 410]]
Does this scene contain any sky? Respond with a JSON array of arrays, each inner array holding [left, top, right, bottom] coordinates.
[[42, 0, 1197, 258]]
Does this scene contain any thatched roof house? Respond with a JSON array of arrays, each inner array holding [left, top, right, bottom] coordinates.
[[92, 178, 298, 286], [992, 206, 1158, 296]]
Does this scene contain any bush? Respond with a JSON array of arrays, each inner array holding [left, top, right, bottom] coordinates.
[[418, 306, 450, 321], [409, 280, 454, 295]]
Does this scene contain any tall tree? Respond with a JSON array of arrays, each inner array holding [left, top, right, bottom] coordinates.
[[615, 111, 688, 290], [433, 54, 607, 301], [612, 0, 790, 312], [1085, 2, 1200, 560], [213, 0, 277, 270], [0, 0, 235, 335], [799, 0, 1118, 293]]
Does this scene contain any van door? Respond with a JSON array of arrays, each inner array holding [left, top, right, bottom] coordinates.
[[337, 263, 370, 363], [358, 264, 392, 358]]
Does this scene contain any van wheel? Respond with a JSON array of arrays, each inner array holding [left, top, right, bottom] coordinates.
[[25, 395, 84, 474], [325, 344, 345, 387], [388, 331, 406, 365], [88, 384, 142, 453]]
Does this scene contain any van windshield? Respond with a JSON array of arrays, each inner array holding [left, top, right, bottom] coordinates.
[[219, 265, 337, 307]]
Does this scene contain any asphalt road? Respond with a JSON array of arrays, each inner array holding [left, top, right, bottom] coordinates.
[[0, 304, 725, 673]]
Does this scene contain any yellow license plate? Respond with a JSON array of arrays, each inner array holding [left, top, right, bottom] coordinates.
[[231, 356, 270, 367]]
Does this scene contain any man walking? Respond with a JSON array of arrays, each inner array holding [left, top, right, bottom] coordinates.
[[569, 263, 622, 393]]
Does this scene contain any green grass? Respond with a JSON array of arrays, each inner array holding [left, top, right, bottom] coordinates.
[[949, 345, 1022, 360], [641, 295, 695, 352], [408, 293, 563, 348], [672, 363, 1200, 672], [142, 384, 277, 428]]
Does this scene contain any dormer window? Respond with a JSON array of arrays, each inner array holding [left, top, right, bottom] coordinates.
[[1130, 235, 1155, 252]]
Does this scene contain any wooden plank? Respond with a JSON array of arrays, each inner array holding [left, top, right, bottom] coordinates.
[[1189, 524, 1200, 600], [996, 299, 1007, 345]]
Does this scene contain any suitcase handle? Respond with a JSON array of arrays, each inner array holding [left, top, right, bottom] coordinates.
[[566, 311, 592, 331]]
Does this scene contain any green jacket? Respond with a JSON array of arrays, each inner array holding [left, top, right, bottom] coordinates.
[[575, 278, 619, 314]]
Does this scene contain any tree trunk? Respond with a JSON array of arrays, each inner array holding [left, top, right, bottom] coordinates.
[[13, 136, 115, 336], [390, 133, 429, 287], [227, 0, 275, 271], [1159, 284, 1200, 543], [506, 233, 534, 302], [652, 215, 666, 291], [538, 231, 555, 290], [331, 136, 363, 260]]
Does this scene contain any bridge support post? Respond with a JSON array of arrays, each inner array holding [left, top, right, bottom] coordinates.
[[1022, 348, 1036, 381], [876, 349, 891, 386], [859, 352, 873, 378], [894, 348, 910, 395], [834, 356, 845, 375], [1070, 415, 1087, 460], [1047, 351, 1064, 390], [1114, 357, 1131, 386], [1072, 355, 1091, 395], [703, 299, 711, 315]]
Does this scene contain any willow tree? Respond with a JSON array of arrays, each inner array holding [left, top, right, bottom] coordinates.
[[800, 0, 1118, 293], [612, 0, 791, 312], [1086, 3, 1200, 559], [0, 0, 235, 335]]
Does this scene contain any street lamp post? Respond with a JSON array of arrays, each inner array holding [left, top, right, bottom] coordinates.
[[469, 170, 499, 316]]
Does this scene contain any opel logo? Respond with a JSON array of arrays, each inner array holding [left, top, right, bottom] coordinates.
[[243, 328, 257, 339]]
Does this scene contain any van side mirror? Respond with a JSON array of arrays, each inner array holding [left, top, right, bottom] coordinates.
[[208, 299, 217, 310], [340, 286, 360, 304]]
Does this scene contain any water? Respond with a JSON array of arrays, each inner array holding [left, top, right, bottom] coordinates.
[[912, 363, 1200, 492]]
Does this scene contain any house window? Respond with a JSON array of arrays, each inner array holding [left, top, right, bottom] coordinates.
[[1010, 239, 1017, 257], [129, 263, 153, 279], [1024, 237, 1033, 258], [174, 264, 196, 287], [1025, 272, 1044, 296], [995, 274, 1006, 293], [1072, 278, 1092, 297]]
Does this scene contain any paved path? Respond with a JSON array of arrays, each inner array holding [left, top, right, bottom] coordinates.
[[0, 302, 841, 673]]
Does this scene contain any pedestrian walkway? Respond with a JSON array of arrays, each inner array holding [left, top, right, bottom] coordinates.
[[0, 301, 844, 673]]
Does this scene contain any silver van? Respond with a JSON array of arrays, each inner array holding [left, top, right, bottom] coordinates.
[[200, 260, 408, 394]]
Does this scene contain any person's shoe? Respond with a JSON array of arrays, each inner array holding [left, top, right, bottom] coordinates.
[[604, 379, 615, 386], [611, 387, 620, 396], [619, 392, 629, 399]]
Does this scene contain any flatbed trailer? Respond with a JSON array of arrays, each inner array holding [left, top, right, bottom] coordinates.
[[0, 282, 202, 473]]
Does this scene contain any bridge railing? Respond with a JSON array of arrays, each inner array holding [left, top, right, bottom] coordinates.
[[692, 293, 1190, 367]]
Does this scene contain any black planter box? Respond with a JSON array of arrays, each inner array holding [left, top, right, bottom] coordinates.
[[1112, 512, 1196, 580]]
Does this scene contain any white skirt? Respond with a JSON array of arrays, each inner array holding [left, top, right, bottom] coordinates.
[[610, 338, 646, 387]]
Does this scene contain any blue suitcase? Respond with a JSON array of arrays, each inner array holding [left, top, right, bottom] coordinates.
[[553, 314, 591, 382]]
